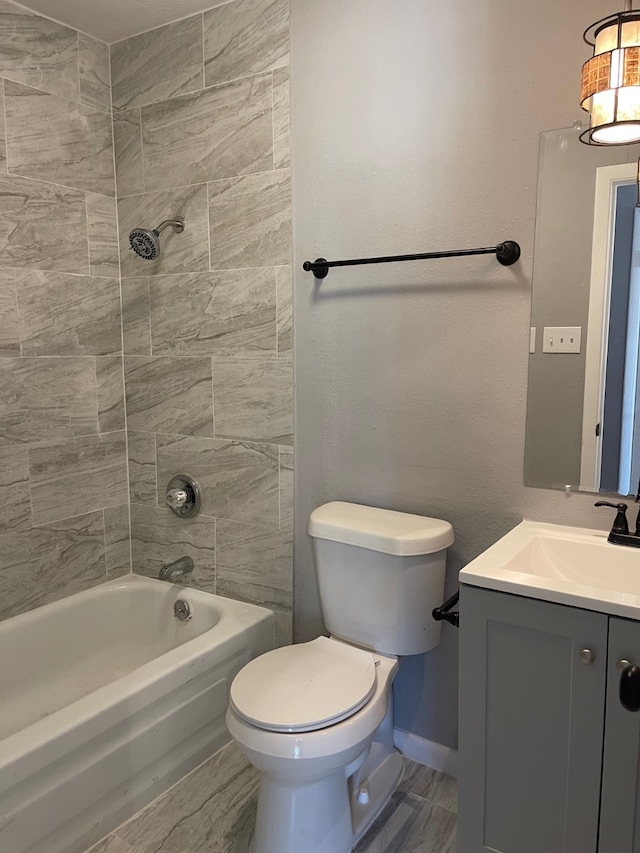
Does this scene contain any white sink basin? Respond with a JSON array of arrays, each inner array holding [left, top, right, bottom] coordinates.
[[459, 520, 640, 618]]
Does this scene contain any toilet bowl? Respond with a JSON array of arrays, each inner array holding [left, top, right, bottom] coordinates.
[[226, 502, 454, 853], [226, 637, 401, 853]]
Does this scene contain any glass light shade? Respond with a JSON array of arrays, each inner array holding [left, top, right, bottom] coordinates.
[[580, 11, 640, 145]]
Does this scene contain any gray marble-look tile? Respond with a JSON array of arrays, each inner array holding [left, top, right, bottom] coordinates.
[[111, 16, 204, 112], [96, 356, 125, 433], [79, 32, 111, 114], [124, 356, 213, 436], [399, 764, 458, 813], [16, 270, 121, 356], [216, 518, 292, 612], [0, 445, 30, 532], [209, 170, 291, 269], [156, 433, 279, 528], [0, 0, 80, 103], [113, 109, 144, 197], [104, 504, 131, 578], [276, 264, 292, 359], [213, 358, 292, 445], [354, 791, 457, 853], [127, 430, 156, 506], [29, 432, 128, 526], [149, 269, 276, 358], [129, 503, 215, 591], [204, 0, 289, 87], [122, 278, 151, 355], [116, 740, 259, 853], [5, 80, 115, 196], [279, 446, 293, 532], [0, 356, 98, 445], [118, 183, 209, 277], [0, 79, 6, 171], [86, 836, 138, 853], [0, 510, 106, 622], [87, 193, 119, 277], [0, 266, 19, 355], [84, 743, 457, 853], [142, 73, 273, 192], [274, 609, 292, 647], [272, 66, 290, 170], [0, 173, 89, 273]]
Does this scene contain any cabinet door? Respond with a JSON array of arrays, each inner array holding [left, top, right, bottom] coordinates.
[[599, 616, 640, 853], [458, 585, 608, 853]]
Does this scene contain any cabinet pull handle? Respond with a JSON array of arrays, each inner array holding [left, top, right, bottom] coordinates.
[[617, 659, 632, 672], [619, 664, 640, 712], [579, 649, 595, 664]]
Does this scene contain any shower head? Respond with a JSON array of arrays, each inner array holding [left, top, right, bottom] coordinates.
[[129, 228, 160, 260], [129, 216, 185, 261]]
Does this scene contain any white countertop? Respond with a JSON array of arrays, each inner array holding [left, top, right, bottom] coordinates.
[[459, 519, 640, 619]]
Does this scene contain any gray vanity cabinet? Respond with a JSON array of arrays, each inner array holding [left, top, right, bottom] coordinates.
[[599, 616, 640, 852], [458, 585, 609, 853]]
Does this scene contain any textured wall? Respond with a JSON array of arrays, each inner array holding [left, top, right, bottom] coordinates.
[[111, 0, 294, 645], [291, 0, 623, 748], [0, 0, 129, 621]]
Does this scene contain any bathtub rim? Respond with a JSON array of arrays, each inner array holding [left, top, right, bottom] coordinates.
[[0, 574, 274, 778]]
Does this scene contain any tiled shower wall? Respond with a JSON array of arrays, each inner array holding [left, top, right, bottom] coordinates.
[[0, 0, 130, 620], [112, 0, 294, 644]]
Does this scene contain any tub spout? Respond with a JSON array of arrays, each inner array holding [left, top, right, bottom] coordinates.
[[159, 556, 194, 583]]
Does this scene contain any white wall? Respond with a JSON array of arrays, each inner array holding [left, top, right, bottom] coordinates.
[[291, 0, 618, 747]]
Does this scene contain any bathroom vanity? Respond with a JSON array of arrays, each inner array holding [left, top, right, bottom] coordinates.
[[457, 521, 640, 853]]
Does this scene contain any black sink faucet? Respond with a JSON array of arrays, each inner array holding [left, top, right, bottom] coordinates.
[[595, 501, 629, 534], [595, 501, 640, 547]]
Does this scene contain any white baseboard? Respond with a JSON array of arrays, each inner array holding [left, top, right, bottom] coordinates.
[[393, 728, 458, 778]]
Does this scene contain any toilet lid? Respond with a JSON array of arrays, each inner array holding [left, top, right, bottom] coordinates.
[[229, 636, 378, 733]]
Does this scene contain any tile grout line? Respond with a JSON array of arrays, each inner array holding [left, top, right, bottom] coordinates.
[[1, 78, 10, 176], [108, 45, 135, 580], [114, 66, 280, 115], [108, 0, 235, 50], [118, 165, 290, 201], [138, 107, 145, 194]]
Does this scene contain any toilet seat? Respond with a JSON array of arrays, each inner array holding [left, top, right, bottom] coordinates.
[[229, 636, 378, 733]]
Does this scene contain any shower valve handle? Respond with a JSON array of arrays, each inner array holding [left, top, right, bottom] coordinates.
[[166, 488, 188, 509], [165, 474, 201, 518]]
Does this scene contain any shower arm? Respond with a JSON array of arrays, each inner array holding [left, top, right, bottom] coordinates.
[[153, 218, 185, 236]]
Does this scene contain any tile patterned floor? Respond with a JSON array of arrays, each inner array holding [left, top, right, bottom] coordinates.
[[87, 742, 457, 853]]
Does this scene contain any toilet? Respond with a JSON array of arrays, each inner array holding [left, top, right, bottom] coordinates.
[[226, 501, 454, 853]]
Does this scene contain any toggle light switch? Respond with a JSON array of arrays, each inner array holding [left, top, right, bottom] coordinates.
[[542, 326, 582, 354]]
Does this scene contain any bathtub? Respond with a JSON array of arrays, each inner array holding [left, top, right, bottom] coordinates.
[[0, 574, 274, 853]]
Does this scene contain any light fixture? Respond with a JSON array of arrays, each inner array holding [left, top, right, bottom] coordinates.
[[580, 0, 640, 145]]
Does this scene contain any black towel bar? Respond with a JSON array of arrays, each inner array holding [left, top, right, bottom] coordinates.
[[303, 241, 521, 279], [432, 590, 460, 628]]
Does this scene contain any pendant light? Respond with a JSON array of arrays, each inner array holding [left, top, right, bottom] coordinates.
[[580, 0, 640, 145]]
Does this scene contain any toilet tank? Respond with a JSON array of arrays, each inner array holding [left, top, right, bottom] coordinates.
[[308, 502, 454, 656]]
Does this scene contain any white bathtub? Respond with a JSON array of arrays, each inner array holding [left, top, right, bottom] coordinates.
[[0, 574, 274, 853]]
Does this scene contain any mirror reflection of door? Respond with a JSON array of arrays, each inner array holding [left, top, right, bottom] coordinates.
[[583, 166, 640, 495], [524, 126, 639, 496]]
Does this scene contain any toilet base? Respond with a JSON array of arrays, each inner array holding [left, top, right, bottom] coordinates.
[[351, 746, 405, 846], [249, 747, 404, 853]]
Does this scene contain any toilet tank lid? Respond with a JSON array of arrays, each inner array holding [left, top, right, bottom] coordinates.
[[308, 502, 454, 556]]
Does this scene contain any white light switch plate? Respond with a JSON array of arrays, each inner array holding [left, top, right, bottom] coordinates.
[[542, 326, 582, 353]]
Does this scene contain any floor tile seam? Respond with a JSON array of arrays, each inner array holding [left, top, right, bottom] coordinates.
[[91, 747, 235, 849], [402, 791, 458, 815]]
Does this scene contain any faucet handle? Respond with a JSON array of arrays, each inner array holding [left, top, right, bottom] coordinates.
[[595, 501, 630, 535], [165, 474, 201, 518], [166, 488, 189, 509]]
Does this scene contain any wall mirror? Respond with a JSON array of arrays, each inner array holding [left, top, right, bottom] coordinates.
[[524, 125, 640, 495]]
